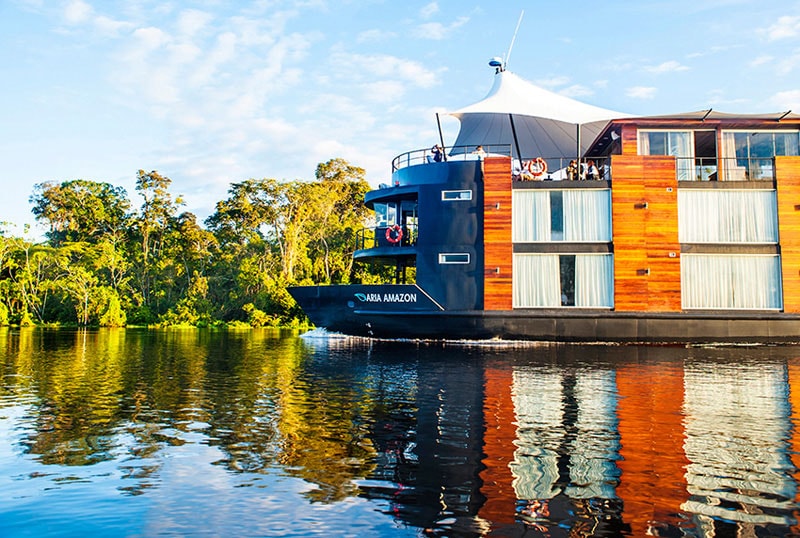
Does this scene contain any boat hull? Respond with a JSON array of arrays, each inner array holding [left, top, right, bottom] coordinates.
[[288, 285, 800, 343]]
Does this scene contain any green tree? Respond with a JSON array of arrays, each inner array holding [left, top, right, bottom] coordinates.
[[29, 180, 130, 245], [130, 170, 183, 315]]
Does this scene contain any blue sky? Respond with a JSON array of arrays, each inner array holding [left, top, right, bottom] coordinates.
[[2, 0, 800, 236]]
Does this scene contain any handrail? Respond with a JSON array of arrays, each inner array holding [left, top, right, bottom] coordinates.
[[675, 157, 776, 181], [356, 224, 419, 250], [392, 144, 512, 172]]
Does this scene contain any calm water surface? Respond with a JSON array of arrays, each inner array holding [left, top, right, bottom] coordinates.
[[2, 328, 800, 537]]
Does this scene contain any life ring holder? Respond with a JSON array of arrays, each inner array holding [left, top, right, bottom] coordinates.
[[526, 157, 548, 178], [385, 224, 403, 244]]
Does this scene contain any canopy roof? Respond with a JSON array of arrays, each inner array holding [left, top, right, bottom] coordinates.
[[448, 70, 630, 159]]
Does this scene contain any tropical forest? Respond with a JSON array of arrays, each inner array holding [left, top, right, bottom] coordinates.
[[0, 158, 388, 328]]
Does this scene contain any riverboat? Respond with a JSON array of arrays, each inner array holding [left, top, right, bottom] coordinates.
[[289, 62, 800, 343]]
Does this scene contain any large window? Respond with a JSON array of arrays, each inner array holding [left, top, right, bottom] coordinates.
[[513, 190, 611, 242], [721, 131, 800, 181], [678, 190, 778, 243], [513, 254, 614, 308], [638, 130, 694, 181], [681, 254, 782, 310]]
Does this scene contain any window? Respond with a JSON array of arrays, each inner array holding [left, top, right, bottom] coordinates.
[[512, 190, 611, 242], [677, 190, 778, 243], [681, 254, 782, 309], [513, 254, 614, 308], [373, 202, 397, 227], [638, 130, 694, 181], [439, 253, 470, 264], [442, 190, 472, 201], [721, 131, 800, 181]]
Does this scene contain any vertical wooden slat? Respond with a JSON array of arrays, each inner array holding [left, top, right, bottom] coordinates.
[[776, 156, 800, 312], [611, 154, 681, 311], [483, 157, 513, 310]]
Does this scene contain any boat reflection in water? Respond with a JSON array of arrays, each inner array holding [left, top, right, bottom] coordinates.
[[2, 328, 800, 537], [332, 339, 800, 537]]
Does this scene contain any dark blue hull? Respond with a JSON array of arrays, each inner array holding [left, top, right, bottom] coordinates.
[[288, 284, 800, 343]]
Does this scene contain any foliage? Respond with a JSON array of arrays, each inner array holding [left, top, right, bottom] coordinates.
[[2, 158, 377, 327]]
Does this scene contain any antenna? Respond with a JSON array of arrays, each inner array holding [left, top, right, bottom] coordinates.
[[504, 10, 524, 70]]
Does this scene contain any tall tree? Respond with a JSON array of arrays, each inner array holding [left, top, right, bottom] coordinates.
[[30, 180, 130, 245], [131, 170, 182, 314]]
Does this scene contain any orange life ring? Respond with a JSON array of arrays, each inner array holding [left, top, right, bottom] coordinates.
[[385, 224, 403, 244], [527, 157, 547, 177]]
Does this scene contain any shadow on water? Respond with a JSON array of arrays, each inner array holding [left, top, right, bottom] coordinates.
[[2, 327, 800, 537]]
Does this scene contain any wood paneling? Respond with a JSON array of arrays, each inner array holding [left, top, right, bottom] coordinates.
[[483, 157, 513, 310], [611, 155, 681, 311], [620, 124, 639, 155], [776, 156, 800, 312]]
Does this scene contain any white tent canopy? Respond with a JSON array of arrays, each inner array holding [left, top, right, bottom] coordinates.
[[448, 70, 630, 160]]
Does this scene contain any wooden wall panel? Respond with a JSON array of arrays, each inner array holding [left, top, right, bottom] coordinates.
[[620, 124, 639, 155], [611, 155, 681, 311], [776, 156, 800, 312], [483, 157, 513, 310], [612, 156, 648, 310]]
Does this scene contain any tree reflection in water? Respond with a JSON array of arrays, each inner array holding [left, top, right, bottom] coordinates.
[[1, 328, 800, 537]]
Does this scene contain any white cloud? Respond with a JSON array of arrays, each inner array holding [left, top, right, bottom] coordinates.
[[357, 29, 394, 43], [645, 60, 689, 74], [776, 51, 800, 75], [420, 2, 439, 20], [362, 80, 407, 103], [560, 84, 593, 98], [412, 16, 468, 40], [176, 9, 214, 37], [330, 51, 440, 89], [63, 0, 92, 24], [770, 89, 800, 110], [536, 76, 570, 89], [763, 15, 800, 41], [626, 86, 657, 99], [750, 55, 773, 67]]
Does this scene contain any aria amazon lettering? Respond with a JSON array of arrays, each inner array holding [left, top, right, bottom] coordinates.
[[355, 292, 417, 303]]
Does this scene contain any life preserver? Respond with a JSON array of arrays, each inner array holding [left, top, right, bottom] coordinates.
[[527, 157, 547, 177], [385, 224, 403, 244]]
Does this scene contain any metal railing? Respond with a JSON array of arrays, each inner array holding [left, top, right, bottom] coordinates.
[[356, 224, 419, 250], [676, 157, 775, 181], [392, 144, 512, 172], [512, 156, 612, 182]]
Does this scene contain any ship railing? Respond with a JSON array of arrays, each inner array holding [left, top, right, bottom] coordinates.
[[674, 157, 775, 182], [513, 156, 612, 182], [356, 223, 419, 250], [391, 144, 512, 172]]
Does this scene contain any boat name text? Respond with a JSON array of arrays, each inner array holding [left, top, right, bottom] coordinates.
[[355, 292, 417, 303]]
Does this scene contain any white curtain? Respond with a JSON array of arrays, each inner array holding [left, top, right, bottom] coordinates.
[[637, 132, 650, 155], [513, 254, 560, 307], [678, 190, 778, 243], [575, 255, 614, 307], [669, 131, 694, 181], [514, 190, 611, 243], [721, 132, 747, 181], [564, 190, 612, 242], [513, 191, 551, 242], [681, 254, 782, 309]]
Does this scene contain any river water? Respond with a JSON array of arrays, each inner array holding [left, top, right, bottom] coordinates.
[[1, 328, 799, 537]]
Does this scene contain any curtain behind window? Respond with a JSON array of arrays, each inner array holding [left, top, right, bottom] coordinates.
[[512, 191, 551, 242], [575, 255, 614, 307], [681, 254, 782, 309], [513, 254, 560, 307], [564, 191, 612, 242], [678, 190, 778, 243]]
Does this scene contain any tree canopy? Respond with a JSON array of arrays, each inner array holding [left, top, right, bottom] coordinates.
[[1, 159, 377, 327]]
